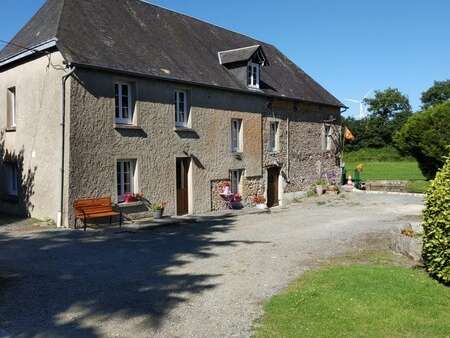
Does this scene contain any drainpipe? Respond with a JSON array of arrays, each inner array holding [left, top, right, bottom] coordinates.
[[57, 66, 76, 228], [286, 115, 290, 181]]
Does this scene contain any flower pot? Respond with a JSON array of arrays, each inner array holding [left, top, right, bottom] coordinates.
[[153, 209, 164, 219], [315, 186, 324, 195], [256, 203, 267, 210]]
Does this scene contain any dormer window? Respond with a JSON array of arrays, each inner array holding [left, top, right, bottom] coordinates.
[[218, 45, 267, 90], [247, 63, 260, 89]]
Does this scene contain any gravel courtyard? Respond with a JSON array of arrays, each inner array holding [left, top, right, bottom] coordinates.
[[0, 193, 423, 338]]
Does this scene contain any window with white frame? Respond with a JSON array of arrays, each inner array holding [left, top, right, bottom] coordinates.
[[269, 121, 279, 152], [231, 119, 243, 153], [5, 163, 18, 196], [7, 87, 16, 129], [115, 83, 133, 124], [230, 169, 243, 194], [247, 63, 260, 89], [175, 90, 189, 127], [116, 160, 137, 202], [324, 125, 333, 151]]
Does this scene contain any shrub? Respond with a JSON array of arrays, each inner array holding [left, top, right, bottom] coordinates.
[[394, 101, 450, 179], [422, 154, 450, 283]]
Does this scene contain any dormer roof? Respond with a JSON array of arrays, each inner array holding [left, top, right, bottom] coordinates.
[[218, 45, 267, 66]]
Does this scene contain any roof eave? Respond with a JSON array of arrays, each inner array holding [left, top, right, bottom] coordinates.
[[0, 39, 58, 68], [69, 61, 344, 109]]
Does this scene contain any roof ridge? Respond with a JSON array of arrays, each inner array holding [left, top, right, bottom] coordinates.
[[218, 45, 261, 55], [54, 0, 66, 42]]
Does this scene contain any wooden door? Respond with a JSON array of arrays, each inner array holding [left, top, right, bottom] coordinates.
[[176, 158, 190, 215], [267, 167, 280, 208]]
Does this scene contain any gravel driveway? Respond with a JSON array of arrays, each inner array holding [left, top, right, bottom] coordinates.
[[0, 193, 423, 338]]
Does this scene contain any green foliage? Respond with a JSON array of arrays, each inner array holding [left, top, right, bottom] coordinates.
[[394, 101, 450, 179], [406, 180, 431, 194], [255, 264, 450, 338], [344, 88, 412, 151], [364, 87, 412, 120], [421, 79, 450, 110], [344, 146, 412, 162], [422, 154, 450, 284]]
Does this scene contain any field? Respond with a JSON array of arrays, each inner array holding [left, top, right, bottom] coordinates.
[[344, 147, 429, 192], [345, 161, 426, 181], [255, 254, 450, 338]]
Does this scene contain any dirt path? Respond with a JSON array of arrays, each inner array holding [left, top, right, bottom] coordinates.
[[0, 193, 423, 338]]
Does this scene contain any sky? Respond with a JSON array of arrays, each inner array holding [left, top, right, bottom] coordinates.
[[1, 0, 449, 118]]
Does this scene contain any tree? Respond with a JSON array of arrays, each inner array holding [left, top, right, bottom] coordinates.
[[363, 88, 411, 120], [421, 79, 450, 110], [344, 88, 412, 151], [394, 101, 450, 179], [422, 152, 450, 284]]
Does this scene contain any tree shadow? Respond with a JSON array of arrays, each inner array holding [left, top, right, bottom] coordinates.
[[0, 214, 270, 337], [0, 131, 37, 221]]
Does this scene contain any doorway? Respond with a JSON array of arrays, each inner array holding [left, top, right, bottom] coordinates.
[[176, 158, 190, 215], [267, 167, 280, 208]]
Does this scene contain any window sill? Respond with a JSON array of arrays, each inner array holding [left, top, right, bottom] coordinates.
[[116, 201, 144, 208], [114, 123, 142, 130], [232, 152, 244, 160], [5, 127, 16, 133], [174, 126, 195, 132]]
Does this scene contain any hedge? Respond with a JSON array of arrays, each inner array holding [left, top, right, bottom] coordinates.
[[422, 153, 450, 283]]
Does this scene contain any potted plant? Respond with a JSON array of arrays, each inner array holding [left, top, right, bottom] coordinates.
[[152, 201, 168, 219], [315, 179, 327, 195], [252, 194, 267, 209]]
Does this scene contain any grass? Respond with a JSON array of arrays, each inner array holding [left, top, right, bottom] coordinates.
[[406, 180, 431, 194], [345, 161, 426, 181], [254, 259, 450, 338]]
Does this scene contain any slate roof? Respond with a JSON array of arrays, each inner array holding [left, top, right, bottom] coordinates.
[[218, 45, 263, 65], [0, 0, 344, 107]]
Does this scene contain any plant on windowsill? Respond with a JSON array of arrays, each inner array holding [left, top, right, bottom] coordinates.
[[124, 193, 142, 204], [152, 201, 168, 219], [251, 194, 267, 209]]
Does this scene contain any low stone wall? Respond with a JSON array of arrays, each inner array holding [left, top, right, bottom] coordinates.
[[242, 176, 264, 207], [390, 223, 423, 263]]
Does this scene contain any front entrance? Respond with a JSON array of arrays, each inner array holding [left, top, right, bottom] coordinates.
[[176, 158, 190, 215], [267, 167, 280, 208]]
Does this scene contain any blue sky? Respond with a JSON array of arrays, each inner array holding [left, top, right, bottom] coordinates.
[[1, 0, 449, 117]]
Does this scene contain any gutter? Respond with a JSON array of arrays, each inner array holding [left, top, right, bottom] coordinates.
[[0, 39, 57, 68], [58, 66, 76, 228], [69, 62, 346, 110]]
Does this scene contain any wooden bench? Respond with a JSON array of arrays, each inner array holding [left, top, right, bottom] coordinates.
[[74, 197, 122, 231]]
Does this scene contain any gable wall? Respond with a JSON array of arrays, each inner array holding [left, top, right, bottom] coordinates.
[[0, 52, 69, 221]]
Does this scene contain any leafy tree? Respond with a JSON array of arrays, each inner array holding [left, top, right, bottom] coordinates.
[[394, 101, 450, 179], [422, 152, 450, 284], [421, 79, 450, 110], [364, 88, 411, 120]]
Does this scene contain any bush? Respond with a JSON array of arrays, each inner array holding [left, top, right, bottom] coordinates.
[[422, 154, 450, 283], [394, 102, 450, 179]]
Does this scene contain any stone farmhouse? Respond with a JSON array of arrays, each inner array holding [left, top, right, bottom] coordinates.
[[0, 0, 344, 227]]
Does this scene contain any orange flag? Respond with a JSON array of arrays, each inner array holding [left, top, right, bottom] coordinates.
[[344, 127, 355, 141]]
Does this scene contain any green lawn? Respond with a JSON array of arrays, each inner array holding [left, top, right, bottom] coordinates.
[[255, 265, 450, 338], [345, 161, 426, 181]]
